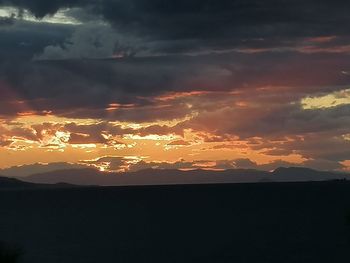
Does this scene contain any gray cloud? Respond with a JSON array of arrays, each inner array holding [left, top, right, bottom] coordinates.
[[2, 1, 350, 36], [0, 13, 15, 26], [0, 0, 349, 172], [0, 19, 73, 60], [1, 51, 350, 118], [1, 0, 350, 57], [35, 23, 138, 60]]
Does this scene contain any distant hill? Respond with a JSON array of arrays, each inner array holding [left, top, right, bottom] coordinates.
[[0, 175, 39, 189], [0, 162, 87, 178], [20, 167, 349, 186], [271, 167, 347, 182], [0, 175, 78, 190]]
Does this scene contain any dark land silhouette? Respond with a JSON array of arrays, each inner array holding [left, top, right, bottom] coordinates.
[[0, 242, 22, 263], [0, 176, 78, 191], [0, 176, 39, 189], [1, 178, 350, 263]]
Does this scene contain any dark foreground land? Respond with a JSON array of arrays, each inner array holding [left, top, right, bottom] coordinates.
[[1, 181, 350, 263]]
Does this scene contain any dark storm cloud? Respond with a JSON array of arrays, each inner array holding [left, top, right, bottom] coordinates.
[[0, 1, 349, 172], [1, 0, 350, 55], [2, 0, 350, 36], [1, 0, 350, 62], [0, 54, 231, 119], [1, 50, 350, 122], [0, 20, 73, 59], [96, 0, 350, 43], [0, 0, 83, 18]]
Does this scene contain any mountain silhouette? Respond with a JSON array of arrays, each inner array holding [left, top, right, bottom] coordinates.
[[0, 162, 87, 178], [19, 167, 349, 186], [0, 175, 38, 189], [0, 175, 77, 189], [271, 167, 345, 181]]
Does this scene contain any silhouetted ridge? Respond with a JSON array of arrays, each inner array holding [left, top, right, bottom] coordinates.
[[273, 167, 317, 174], [0, 175, 37, 189], [271, 167, 347, 182], [20, 167, 349, 186], [0, 175, 78, 189]]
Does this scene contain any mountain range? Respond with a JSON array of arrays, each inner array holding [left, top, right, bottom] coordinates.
[[0, 175, 77, 190], [0, 176, 38, 189], [3, 167, 346, 187]]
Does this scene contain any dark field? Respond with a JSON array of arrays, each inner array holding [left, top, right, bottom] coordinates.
[[1, 181, 350, 263]]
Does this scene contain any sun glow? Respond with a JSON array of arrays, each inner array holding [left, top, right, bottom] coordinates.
[[123, 134, 181, 141], [14, 115, 102, 126], [301, 88, 350, 109]]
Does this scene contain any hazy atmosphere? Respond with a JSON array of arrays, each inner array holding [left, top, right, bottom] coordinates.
[[2, 2, 350, 263], [0, 0, 349, 175]]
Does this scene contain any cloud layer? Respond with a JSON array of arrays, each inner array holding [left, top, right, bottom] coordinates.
[[0, 1, 349, 172]]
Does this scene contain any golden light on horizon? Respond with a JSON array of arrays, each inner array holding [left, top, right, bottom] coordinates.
[[0, 84, 346, 172]]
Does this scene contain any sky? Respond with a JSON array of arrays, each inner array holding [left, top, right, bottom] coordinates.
[[0, 0, 350, 173]]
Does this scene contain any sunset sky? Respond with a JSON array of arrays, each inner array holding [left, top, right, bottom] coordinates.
[[0, 0, 350, 173]]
